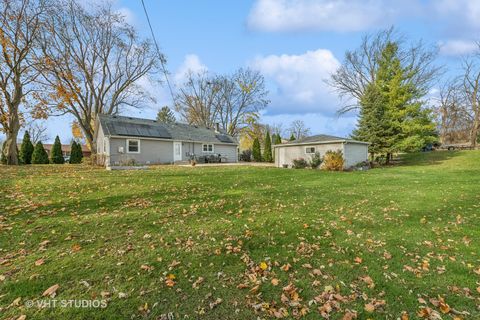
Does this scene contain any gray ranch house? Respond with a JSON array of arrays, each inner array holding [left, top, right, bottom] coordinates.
[[274, 134, 369, 169], [94, 114, 238, 167]]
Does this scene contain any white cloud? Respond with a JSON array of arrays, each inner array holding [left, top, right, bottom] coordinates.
[[250, 49, 340, 115], [433, 0, 480, 31], [247, 0, 415, 32], [116, 7, 136, 25], [174, 54, 208, 85], [439, 39, 478, 56]]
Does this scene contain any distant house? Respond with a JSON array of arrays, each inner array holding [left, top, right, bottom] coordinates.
[[273, 134, 369, 168], [94, 114, 238, 167], [43, 143, 91, 159]]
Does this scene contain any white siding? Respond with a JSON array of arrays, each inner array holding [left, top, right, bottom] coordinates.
[[275, 142, 368, 168], [275, 143, 344, 167], [343, 143, 369, 167]]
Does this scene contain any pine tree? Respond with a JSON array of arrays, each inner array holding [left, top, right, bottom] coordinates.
[[289, 133, 296, 141], [352, 83, 392, 160], [355, 42, 437, 163], [263, 131, 273, 162], [156, 106, 176, 123], [19, 131, 34, 164], [252, 137, 262, 162], [70, 141, 83, 164], [50, 136, 65, 164], [32, 141, 49, 164], [274, 134, 282, 145]]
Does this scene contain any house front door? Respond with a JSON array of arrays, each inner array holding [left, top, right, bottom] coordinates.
[[173, 142, 182, 162]]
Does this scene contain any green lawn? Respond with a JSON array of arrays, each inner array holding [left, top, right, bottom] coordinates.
[[1, 151, 479, 319]]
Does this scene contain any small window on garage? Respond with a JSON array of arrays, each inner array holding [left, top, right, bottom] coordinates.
[[127, 139, 140, 153], [202, 144, 214, 153], [305, 147, 316, 154]]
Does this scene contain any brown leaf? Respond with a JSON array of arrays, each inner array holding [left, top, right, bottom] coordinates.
[[364, 303, 375, 312], [271, 278, 279, 286], [71, 244, 81, 252], [34, 258, 45, 266], [354, 257, 363, 264], [17, 316, 27, 320], [401, 311, 409, 320], [42, 284, 59, 297]]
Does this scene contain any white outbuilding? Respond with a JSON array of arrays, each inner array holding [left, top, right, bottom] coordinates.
[[273, 134, 369, 169]]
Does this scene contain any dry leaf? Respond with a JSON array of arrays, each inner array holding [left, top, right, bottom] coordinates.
[[354, 257, 362, 264], [42, 284, 59, 297], [34, 259, 45, 266], [17, 316, 27, 320], [271, 278, 279, 286], [364, 303, 375, 312], [259, 261, 268, 270]]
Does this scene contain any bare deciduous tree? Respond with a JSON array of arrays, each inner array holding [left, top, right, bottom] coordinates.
[[0, 0, 46, 164], [435, 81, 471, 144], [461, 58, 480, 147], [288, 120, 310, 140], [39, 0, 160, 153], [25, 119, 48, 143], [216, 68, 269, 135], [175, 71, 222, 129], [175, 68, 269, 135], [329, 27, 441, 114]]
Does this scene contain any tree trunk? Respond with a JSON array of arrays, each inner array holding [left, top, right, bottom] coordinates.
[[386, 153, 391, 165], [5, 132, 19, 165], [470, 119, 479, 148]]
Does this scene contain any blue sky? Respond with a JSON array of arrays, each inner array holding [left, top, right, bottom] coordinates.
[[12, 0, 480, 143]]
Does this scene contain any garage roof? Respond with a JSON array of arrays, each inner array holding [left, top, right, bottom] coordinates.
[[274, 134, 369, 146]]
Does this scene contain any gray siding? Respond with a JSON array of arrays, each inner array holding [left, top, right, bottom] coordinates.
[[104, 137, 238, 166], [343, 143, 369, 167], [108, 138, 174, 165]]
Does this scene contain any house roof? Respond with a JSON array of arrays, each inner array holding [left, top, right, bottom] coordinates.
[[97, 114, 237, 145], [274, 134, 369, 146]]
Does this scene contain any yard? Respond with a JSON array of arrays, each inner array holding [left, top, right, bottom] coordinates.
[[1, 151, 479, 319]]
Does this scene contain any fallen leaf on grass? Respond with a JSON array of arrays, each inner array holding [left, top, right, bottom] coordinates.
[[16, 315, 26, 320], [209, 298, 222, 309], [71, 244, 81, 252], [192, 277, 204, 289], [364, 303, 375, 312], [259, 261, 268, 270], [354, 257, 362, 264], [42, 284, 59, 297], [271, 278, 279, 286], [34, 259, 44, 266]]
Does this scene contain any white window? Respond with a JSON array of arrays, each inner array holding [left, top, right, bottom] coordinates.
[[305, 147, 316, 154], [202, 144, 214, 153], [127, 139, 140, 153], [103, 138, 107, 154]]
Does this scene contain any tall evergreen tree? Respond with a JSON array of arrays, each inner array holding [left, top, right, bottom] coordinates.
[[252, 137, 262, 162], [263, 131, 273, 162], [289, 133, 296, 141], [50, 136, 65, 164], [156, 106, 176, 123], [32, 141, 49, 164], [352, 84, 392, 160], [19, 131, 34, 164], [69, 141, 83, 164], [354, 41, 437, 163], [274, 134, 282, 145]]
